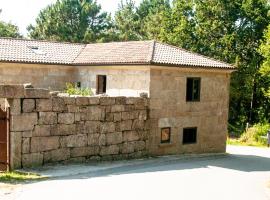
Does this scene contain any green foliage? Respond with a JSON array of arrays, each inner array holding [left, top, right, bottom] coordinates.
[[228, 123, 270, 147], [114, 0, 141, 41], [28, 0, 112, 43], [0, 10, 21, 38], [65, 83, 93, 96], [113, 0, 171, 41]]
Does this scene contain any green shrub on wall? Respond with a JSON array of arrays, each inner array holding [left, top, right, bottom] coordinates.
[[65, 83, 93, 96]]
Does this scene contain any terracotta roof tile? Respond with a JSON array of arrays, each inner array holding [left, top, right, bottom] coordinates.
[[74, 40, 153, 65], [0, 38, 84, 64], [0, 38, 234, 69]]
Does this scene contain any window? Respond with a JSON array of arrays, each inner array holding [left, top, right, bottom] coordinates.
[[76, 82, 81, 88], [161, 127, 171, 143], [183, 127, 197, 144], [96, 75, 106, 94], [186, 78, 201, 102], [29, 46, 46, 55]]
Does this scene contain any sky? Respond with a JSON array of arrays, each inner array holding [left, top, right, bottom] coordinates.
[[0, 0, 142, 36]]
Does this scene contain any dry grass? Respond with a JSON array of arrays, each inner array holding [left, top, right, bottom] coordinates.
[[0, 171, 44, 184]]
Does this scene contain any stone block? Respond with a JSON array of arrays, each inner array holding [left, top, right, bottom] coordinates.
[[100, 145, 119, 155], [100, 122, 115, 134], [24, 88, 50, 99], [132, 120, 145, 130], [31, 136, 59, 153], [0, 84, 24, 98], [44, 148, 70, 163], [36, 99, 52, 111], [70, 146, 99, 158], [60, 134, 87, 148], [111, 105, 125, 112], [67, 105, 79, 113], [63, 97, 76, 105], [123, 131, 140, 142], [115, 97, 126, 105], [121, 142, 135, 154], [58, 113, 75, 124], [124, 105, 135, 111], [22, 99, 35, 113], [76, 97, 89, 106], [113, 113, 121, 122], [52, 97, 67, 112], [39, 112, 57, 125], [32, 125, 51, 137], [121, 111, 138, 120], [22, 131, 32, 138], [134, 141, 146, 151], [51, 124, 76, 136], [10, 132, 22, 169], [120, 120, 133, 131], [106, 132, 123, 145], [22, 138, 30, 154], [138, 110, 147, 120], [11, 113, 38, 131], [89, 97, 100, 105], [105, 113, 114, 121], [88, 134, 106, 146], [85, 121, 100, 134], [75, 113, 80, 122], [22, 153, 43, 168], [80, 107, 102, 121], [100, 97, 115, 105], [7, 99, 21, 115]]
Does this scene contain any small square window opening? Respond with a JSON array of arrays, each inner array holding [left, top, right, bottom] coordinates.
[[183, 127, 197, 144], [161, 127, 171, 144]]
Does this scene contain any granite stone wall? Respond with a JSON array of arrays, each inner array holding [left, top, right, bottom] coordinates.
[[1, 85, 149, 169], [148, 67, 231, 155]]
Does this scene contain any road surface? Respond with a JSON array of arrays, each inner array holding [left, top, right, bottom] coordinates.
[[1, 145, 270, 200]]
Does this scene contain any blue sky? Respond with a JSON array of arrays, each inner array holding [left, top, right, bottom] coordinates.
[[0, 0, 142, 36]]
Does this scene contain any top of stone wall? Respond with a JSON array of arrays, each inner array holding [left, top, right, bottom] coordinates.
[[0, 84, 50, 99], [0, 84, 149, 100]]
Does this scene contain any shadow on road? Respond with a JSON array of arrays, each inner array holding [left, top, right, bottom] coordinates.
[[54, 153, 270, 181]]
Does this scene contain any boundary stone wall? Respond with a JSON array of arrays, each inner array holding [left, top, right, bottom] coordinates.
[[0, 84, 149, 169]]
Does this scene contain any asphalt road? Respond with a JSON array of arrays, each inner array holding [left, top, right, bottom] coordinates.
[[1, 145, 270, 200]]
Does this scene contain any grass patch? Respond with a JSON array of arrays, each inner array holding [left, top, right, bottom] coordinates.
[[227, 137, 266, 147], [0, 171, 44, 184]]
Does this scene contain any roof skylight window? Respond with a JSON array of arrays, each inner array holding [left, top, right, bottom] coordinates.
[[29, 46, 46, 55]]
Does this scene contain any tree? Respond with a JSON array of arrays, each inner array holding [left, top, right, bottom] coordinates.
[[136, 0, 171, 40], [259, 25, 270, 121], [28, 0, 112, 43], [114, 0, 141, 41], [0, 9, 21, 38], [114, 0, 171, 41]]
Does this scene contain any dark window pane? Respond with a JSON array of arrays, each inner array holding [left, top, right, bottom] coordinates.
[[186, 78, 193, 101], [186, 78, 201, 102], [183, 128, 197, 144], [193, 79, 200, 101]]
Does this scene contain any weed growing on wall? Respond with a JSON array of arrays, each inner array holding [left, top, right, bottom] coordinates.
[[65, 83, 93, 96]]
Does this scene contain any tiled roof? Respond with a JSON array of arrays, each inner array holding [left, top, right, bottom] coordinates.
[[0, 38, 234, 69], [0, 38, 84, 64]]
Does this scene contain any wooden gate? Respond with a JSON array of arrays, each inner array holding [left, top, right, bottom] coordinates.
[[0, 108, 9, 171]]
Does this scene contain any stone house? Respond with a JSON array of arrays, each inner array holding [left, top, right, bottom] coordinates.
[[0, 38, 235, 169]]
